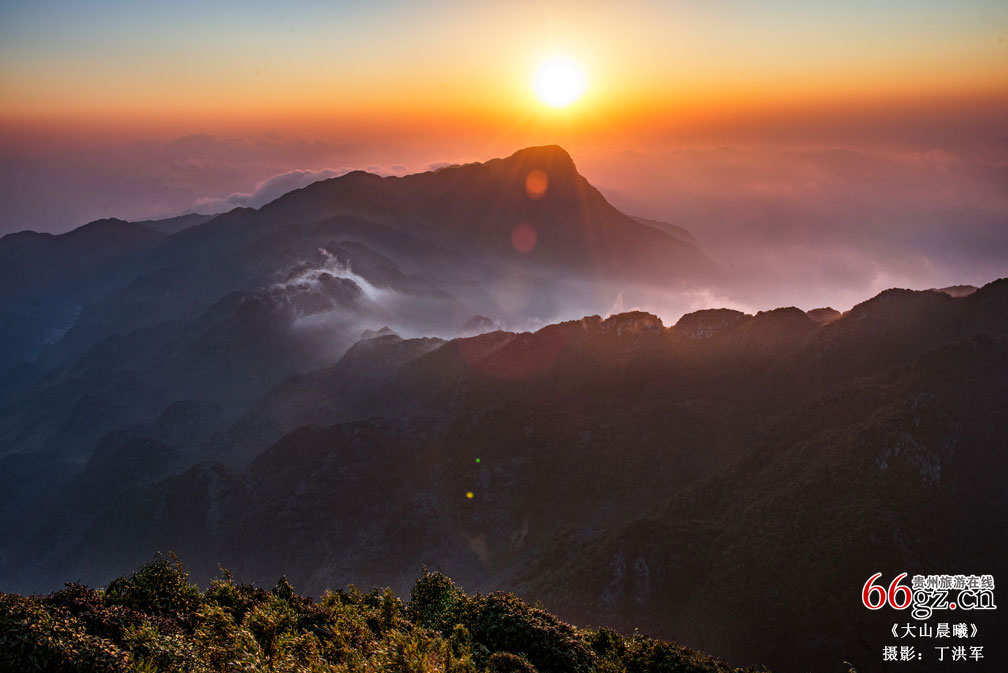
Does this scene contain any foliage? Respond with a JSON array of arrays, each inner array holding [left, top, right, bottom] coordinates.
[[0, 592, 130, 673], [120, 619, 205, 672], [0, 555, 767, 673], [407, 569, 471, 635], [472, 592, 593, 673], [487, 651, 538, 673], [105, 553, 202, 623]]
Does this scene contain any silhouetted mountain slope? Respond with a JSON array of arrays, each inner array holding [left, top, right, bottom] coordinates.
[[516, 333, 1008, 671], [0, 218, 166, 373], [1, 146, 1004, 672], [0, 146, 715, 604], [4, 280, 1005, 672], [933, 284, 978, 298], [132, 212, 216, 234], [674, 308, 749, 339], [35, 147, 711, 375], [0, 219, 163, 303], [632, 215, 702, 247], [0, 146, 714, 513], [806, 306, 841, 324], [249, 147, 709, 276]]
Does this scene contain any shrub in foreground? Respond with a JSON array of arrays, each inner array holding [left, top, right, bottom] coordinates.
[[0, 556, 767, 673]]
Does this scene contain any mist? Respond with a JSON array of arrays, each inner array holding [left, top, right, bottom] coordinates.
[[576, 143, 1008, 313], [1, 127, 1005, 322]]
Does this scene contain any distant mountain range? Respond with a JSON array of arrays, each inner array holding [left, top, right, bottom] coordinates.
[[0, 146, 1004, 672]]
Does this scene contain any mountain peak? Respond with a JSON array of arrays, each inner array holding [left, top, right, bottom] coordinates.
[[497, 145, 578, 178], [602, 310, 664, 335], [61, 218, 165, 244], [806, 307, 841, 325], [505, 144, 575, 165], [202, 144, 713, 287], [675, 308, 750, 340]]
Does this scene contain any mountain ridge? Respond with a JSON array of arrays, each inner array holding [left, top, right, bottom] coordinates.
[[2, 280, 1005, 672], [1, 145, 1005, 672]]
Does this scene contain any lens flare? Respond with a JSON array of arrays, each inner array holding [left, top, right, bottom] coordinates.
[[511, 223, 538, 254], [525, 169, 548, 199]]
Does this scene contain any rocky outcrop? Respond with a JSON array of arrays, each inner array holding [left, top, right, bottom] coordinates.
[[673, 308, 750, 339]]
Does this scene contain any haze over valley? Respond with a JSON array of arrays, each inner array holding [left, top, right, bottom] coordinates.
[[1, 145, 1005, 671], [2, 2, 1006, 671]]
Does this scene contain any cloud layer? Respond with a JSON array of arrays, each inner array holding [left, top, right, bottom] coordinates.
[[193, 168, 349, 212], [579, 145, 1008, 310], [0, 133, 417, 233], [0, 130, 1004, 316]]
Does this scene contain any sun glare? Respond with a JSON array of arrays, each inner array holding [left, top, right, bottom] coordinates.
[[534, 60, 586, 108]]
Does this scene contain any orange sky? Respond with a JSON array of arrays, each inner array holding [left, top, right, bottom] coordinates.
[[1, 0, 1007, 299], [2, 0, 1006, 145]]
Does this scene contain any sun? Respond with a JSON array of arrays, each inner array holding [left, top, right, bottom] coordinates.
[[534, 59, 586, 108]]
